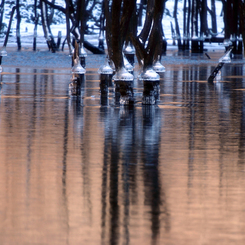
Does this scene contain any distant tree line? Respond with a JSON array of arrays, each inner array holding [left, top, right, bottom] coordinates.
[[0, 0, 245, 64]]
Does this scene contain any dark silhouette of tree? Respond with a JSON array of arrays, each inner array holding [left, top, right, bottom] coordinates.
[[131, 0, 166, 70], [104, 0, 136, 70]]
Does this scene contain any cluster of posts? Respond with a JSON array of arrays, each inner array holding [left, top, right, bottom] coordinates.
[[69, 41, 166, 106]]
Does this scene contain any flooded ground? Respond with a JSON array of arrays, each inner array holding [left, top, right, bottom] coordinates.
[[0, 50, 245, 244]]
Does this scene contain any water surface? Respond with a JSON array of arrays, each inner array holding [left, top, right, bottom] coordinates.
[[1, 55, 245, 244]]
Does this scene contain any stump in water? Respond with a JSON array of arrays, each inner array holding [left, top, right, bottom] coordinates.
[[98, 57, 114, 97], [153, 55, 165, 75], [113, 67, 134, 105], [141, 68, 160, 105], [79, 43, 87, 68], [208, 47, 233, 83], [123, 42, 135, 67], [69, 57, 86, 96]]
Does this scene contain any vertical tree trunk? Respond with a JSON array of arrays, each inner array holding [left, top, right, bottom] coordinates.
[[144, 0, 165, 68], [0, 0, 5, 33], [232, 0, 239, 53], [239, 0, 245, 56], [98, 1, 105, 50], [223, 0, 232, 39], [191, 0, 199, 52], [200, 0, 208, 36], [33, 0, 38, 51], [183, 0, 187, 49], [16, 0, 21, 51], [109, 0, 136, 70], [111, 0, 123, 70], [186, 0, 191, 49], [75, 0, 85, 44], [40, 0, 56, 52], [173, 0, 182, 50], [104, 0, 112, 59], [210, 0, 217, 34], [64, 0, 72, 54], [79, 0, 85, 44], [191, 0, 198, 38]]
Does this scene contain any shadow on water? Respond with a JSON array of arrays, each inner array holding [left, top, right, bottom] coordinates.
[[1, 57, 245, 244]]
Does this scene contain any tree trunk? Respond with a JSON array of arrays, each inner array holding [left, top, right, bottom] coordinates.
[[183, 0, 187, 49], [109, 0, 136, 70], [186, 0, 191, 49], [173, 0, 182, 50], [47, 0, 55, 26], [200, 0, 208, 36], [104, 0, 112, 58], [2, 6, 16, 48], [111, 0, 123, 70], [131, 0, 166, 67], [223, 0, 232, 39], [144, 0, 165, 68], [41, 0, 56, 52], [33, 0, 38, 51], [0, 0, 5, 33], [77, 0, 85, 44], [33, 15, 39, 51], [210, 0, 217, 34], [65, 0, 72, 54], [239, 1, 245, 56], [191, 0, 198, 38], [16, 0, 21, 51], [138, 0, 154, 45]]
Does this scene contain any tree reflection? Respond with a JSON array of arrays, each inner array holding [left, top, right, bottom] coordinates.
[[100, 105, 169, 244]]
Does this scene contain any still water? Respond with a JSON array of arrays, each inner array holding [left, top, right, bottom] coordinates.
[[0, 55, 245, 244]]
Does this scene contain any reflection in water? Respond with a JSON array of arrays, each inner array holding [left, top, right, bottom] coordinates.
[[1, 60, 245, 244], [99, 105, 168, 245]]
